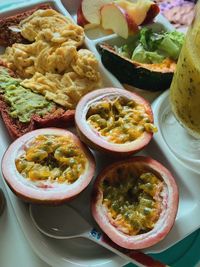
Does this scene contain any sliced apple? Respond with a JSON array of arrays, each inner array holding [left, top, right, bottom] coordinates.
[[81, 0, 113, 25], [115, 0, 159, 25], [77, 6, 100, 29], [142, 2, 160, 25], [77, 4, 89, 27], [100, 3, 138, 39]]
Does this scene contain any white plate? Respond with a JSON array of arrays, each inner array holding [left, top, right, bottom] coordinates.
[[143, 90, 200, 253], [0, 1, 199, 267]]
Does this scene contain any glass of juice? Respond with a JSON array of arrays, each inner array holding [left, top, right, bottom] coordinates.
[[161, 1, 200, 173], [170, 1, 200, 139]]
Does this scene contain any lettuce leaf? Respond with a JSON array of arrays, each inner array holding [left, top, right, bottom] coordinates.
[[132, 44, 165, 63], [118, 28, 184, 64], [139, 27, 163, 51], [158, 31, 185, 60], [139, 28, 185, 61]]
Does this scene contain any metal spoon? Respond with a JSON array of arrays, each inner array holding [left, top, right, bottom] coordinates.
[[30, 204, 168, 267]]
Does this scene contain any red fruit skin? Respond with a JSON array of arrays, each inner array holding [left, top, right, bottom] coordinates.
[[142, 3, 160, 25], [100, 3, 139, 37], [75, 88, 154, 157], [91, 156, 179, 250], [118, 5, 139, 34], [1, 128, 95, 205], [77, 3, 89, 27]]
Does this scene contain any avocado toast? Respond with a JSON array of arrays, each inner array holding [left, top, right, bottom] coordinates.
[[0, 63, 75, 139]]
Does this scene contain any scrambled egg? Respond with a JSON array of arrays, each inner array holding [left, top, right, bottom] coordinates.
[[2, 9, 102, 108], [21, 50, 101, 109], [19, 9, 72, 42]]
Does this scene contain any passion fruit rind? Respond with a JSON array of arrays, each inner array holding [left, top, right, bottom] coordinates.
[[91, 156, 179, 249], [75, 88, 156, 157], [2, 128, 96, 205]]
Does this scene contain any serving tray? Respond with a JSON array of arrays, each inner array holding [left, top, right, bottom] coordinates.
[[0, 0, 199, 266]]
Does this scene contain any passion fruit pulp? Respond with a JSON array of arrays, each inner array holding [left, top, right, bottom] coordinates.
[[91, 156, 179, 249], [75, 88, 157, 157], [2, 128, 95, 204]]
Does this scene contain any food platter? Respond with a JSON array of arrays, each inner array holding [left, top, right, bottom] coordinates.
[[0, 0, 199, 267]]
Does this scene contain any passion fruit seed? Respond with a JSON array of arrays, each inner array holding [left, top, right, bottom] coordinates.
[[15, 135, 87, 184], [102, 167, 163, 235], [86, 96, 157, 144]]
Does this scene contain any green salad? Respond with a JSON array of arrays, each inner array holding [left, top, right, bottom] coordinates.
[[116, 28, 185, 64]]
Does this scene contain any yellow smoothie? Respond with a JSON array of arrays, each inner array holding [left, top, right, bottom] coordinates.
[[170, 4, 200, 138]]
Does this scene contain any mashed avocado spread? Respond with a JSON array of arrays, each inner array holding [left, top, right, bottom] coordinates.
[[0, 68, 55, 123]]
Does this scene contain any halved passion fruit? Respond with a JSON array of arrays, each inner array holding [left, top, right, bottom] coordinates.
[[75, 88, 157, 156], [91, 156, 179, 249], [2, 128, 95, 204]]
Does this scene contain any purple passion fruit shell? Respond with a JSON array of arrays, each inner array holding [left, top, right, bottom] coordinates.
[[2, 128, 95, 204], [91, 156, 179, 249], [75, 87, 156, 157]]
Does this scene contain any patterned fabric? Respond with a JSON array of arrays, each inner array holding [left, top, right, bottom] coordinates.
[[155, 0, 196, 29]]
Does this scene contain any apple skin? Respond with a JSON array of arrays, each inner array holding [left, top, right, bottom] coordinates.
[[114, 0, 160, 26], [142, 3, 160, 25], [81, 0, 113, 25], [100, 3, 138, 39], [120, 5, 139, 35], [77, 3, 89, 27]]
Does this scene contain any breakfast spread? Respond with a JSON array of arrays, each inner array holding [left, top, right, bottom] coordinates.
[[0, 0, 185, 260]]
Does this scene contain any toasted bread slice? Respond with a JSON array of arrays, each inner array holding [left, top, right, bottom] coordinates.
[[0, 4, 52, 46], [0, 98, 74, 139], [0, 64, 74, 139]]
